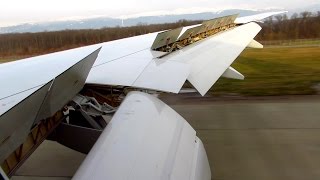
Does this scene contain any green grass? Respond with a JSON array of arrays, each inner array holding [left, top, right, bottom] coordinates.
[[1, 46, 320, 96], [0, 57, 26, 63], [0, 58, 14, 63], [211, 47, 320, 96], [262, 39, 320, 46]]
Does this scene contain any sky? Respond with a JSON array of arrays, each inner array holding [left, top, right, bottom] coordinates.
[[0, 0, 319, 27]]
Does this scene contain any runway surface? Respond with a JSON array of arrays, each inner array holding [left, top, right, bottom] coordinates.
[[11, 95, 320, 180]]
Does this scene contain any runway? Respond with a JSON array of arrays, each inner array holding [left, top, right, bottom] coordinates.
[[11, 95, 320, 180]]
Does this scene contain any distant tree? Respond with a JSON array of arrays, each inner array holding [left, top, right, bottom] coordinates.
[[1, 12, 319, 59], [256, 11, 320, 40]]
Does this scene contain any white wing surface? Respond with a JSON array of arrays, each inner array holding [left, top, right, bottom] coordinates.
[[0, 46, 101, 101], [73, 92, 211, 180], [0, 48, 101, 117], [87, 48, 190, 93], [0, 48, 100, 163], [235, 11, 288, 24], [164, 22, 261, 95], [0, 12, 281, 100], [0, 11, 284, 103], [87, 23, 263, 95]]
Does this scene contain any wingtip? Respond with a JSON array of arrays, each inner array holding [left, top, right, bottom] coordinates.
[[247, 39, 263, 48]]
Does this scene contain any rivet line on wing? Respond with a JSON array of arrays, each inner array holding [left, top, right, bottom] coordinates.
[[92, 48, 150, 68]]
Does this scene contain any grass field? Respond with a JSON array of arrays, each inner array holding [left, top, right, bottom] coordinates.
[[261, 39, 320, 47], [212, 47, 320, 96], [0, 56, 28, 63]]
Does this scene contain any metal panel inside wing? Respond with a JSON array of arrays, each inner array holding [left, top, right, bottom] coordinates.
[[178, 25, 203, 41], [229, 14, 239, 24], [151, 28, 183, 50], [202, 18, 219, 31], [219, 16, 229, 27]]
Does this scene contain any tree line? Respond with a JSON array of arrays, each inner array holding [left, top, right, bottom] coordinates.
[[256, 11, 320, 40], [0, 20, 201, 58], [0, 11, 319, 58]]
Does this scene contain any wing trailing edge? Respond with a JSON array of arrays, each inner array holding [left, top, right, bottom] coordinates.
[[186, 22, 260, 95], [162, 22, 261, 96]]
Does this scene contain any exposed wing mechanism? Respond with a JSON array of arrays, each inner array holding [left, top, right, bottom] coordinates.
[[177, 25, 203, 41], [35, 47, 101, 122], [0, 48, 101, 164]]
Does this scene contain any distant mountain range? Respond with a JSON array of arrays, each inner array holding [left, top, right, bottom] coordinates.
[[0, 5, 319, 34]]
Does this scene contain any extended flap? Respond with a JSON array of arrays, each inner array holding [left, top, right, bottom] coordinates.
[[222, 66, 244, 80]]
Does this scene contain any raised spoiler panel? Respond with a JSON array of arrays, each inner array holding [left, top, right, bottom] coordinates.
[[151, 28, 183, 50], [178, 25, 203, 41], [73, 92, 210, 180], [165, 22, 262, 96]]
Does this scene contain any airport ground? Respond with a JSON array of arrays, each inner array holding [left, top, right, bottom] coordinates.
[[10, 94, 320, 180]]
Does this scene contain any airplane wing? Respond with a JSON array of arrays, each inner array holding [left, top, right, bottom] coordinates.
[[0, 11, 286, 179], [87, 22, 260, 96], [235, 11, 288, 24]]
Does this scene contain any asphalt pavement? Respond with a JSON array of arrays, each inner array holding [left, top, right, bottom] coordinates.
[[11, 95, 320, 180]]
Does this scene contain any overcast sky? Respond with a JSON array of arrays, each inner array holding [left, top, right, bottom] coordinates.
[[0, 0, 319, 27]]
